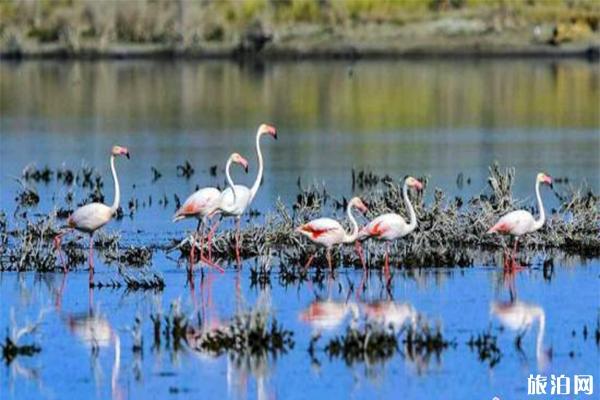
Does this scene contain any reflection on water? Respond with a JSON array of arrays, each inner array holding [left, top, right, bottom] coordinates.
[[300, 300, 360, 332], [363, 301, 418, 333], [0, 60, 598, 222], [0, 59, 598, 399], [491, 300, 551, 372]]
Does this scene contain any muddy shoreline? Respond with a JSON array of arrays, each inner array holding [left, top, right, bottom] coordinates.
[[2, 42, 599, 61]]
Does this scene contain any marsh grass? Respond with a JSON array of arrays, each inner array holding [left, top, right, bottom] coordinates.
[[178, 163, 599, 270]]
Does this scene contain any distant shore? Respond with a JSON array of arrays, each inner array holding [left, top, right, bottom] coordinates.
[[2, 0, 599, 61], [2, 40, 599, 61]]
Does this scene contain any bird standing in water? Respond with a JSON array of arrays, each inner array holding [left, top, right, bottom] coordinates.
[[357, 176, 423, 280], [173, 152, 248, 272], [296, 197, 368, 272], [487, 172, 553, 268], [215, 124, 277, 266], [54, 145, 130, 287]]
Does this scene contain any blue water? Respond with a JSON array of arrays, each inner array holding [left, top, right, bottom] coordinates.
[[0, 60, 598, 399]]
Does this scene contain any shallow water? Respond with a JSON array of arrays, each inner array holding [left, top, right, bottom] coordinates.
[[0, 60, 599, 399]]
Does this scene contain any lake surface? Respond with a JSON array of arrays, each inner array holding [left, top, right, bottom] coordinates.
[[0, 60, 598, 399]]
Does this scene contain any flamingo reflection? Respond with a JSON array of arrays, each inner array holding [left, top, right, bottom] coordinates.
[[491, 300, 551, 370]]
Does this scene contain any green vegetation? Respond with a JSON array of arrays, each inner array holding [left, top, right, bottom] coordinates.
[[0, 0, 598, 57]]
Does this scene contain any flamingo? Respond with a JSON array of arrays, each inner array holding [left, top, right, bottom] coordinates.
[[173, 152, 248, 273], [214, 123, 277, 265], [357, 176, 423, 278], [296, 197, 368, 271], [491, 300, 551, 369], [54, 145, 130, 286], [487, 173, 553, 267]]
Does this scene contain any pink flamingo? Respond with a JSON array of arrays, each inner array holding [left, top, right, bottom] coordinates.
[[357, 176, 423, 279], [296, 197, 368, 271], [487, 173, 552, 267], [54, 146, 129, 286], [214, 124, 277, 265], [173, 153, 248, 272]]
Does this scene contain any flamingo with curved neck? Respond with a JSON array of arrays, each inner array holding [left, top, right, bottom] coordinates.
[[357, 176, 423, 280], [487, 172, 553, 268], [54, 145, 130, 286], [173, 153, 247, 275], [215, 124, 277, 265], [296, 197, 368, 272]]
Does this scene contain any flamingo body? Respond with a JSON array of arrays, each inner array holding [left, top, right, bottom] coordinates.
[[68, 203, 114, 234], [296, 218, 346, 248], [217, 185, 252, 217], [487, 210, 537, 237], [172, 187, 221, 222], [358, 213, 411, 241]]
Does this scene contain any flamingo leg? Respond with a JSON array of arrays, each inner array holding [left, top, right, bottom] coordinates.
[[235, 217, 241, 267], [53, 234, 67, 273], [384, 243, 390, 283], [207, 217, 221, 263], [511, 237, 521, 269], [189, 234, 196, 272], [354, 241, 366, 270], [304, 253, 315, 270], [88, 234, 94, 287], [326, 249, 333, 273]]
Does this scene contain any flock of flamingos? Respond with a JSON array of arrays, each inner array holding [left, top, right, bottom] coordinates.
[[52, 123, 554, 286]]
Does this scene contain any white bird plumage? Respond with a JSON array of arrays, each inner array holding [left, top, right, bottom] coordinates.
[[487, 172, 553, 266], [215, 123, 277, 265], [357, 176, 423, 278], [296, 196, 368, 271], [54, 145, 130, 286]]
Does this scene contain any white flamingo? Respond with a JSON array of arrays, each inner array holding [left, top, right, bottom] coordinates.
[[173, 153, 248, 272], [54, 145, 130, 286], [214, 124, 277, 265], [357, 176, 423, 278], [296, 197, 368, 271], [487, 173, 553, 266]]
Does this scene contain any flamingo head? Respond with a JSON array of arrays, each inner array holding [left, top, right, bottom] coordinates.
[[537, 172, 552, 187], [259, 123, 277, 140], [350, 197, 368, 213], [111, 145, 130, 159], [405, 176, 423, 191], [231, 152, 249, 173]]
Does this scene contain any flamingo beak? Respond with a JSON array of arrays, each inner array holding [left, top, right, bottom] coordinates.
[[544, 175, 553, 188], [413, 180, 424, 190], [241, 158, 249, 173], [266, 125, 277, 139], [125, 151, 130, 159]]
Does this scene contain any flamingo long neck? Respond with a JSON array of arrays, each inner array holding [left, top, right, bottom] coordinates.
[[250, 131, 264, 202], [343, 203, 360, 243], [109, 155, 120, 214], [403, 183, 417, 232], [225, 157, 237, 202], [533, 179, 545, 231]]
